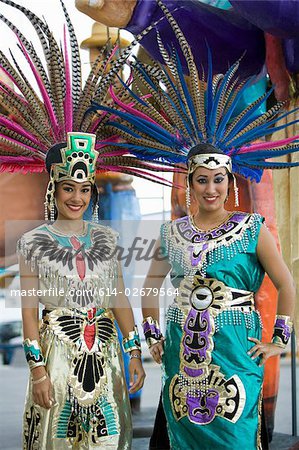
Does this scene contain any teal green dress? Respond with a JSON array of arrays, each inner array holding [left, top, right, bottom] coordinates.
[[160, 212, 265, 450]]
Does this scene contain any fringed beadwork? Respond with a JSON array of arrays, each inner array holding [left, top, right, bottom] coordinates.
[[44, 203, 49, 221], [161, 212, 263, 279], [186, 182, 191, 210], [92, 203, 99, 223], [16, 223, 119, 309], [233, 175, 239, 207], [50, 200, 55, 222]]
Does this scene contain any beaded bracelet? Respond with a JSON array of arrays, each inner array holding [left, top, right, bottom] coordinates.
[[271, 315, 293, 349], [32, 375, 48, 385], [122, 326, 141, 353], [142, 316, 163, 348], [23, 338, 45, 370]]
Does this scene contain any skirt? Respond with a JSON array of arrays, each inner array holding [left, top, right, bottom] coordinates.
[[162, 303, 264, 450], [23, 307, 132, 450]]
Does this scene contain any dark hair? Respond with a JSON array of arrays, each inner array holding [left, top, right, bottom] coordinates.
[[91, 184, 99, 212], [45, 142, 66, 173]]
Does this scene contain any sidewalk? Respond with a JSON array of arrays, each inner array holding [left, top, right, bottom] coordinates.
[[0, 353, 298, 449], [134, 360, 299, 449]]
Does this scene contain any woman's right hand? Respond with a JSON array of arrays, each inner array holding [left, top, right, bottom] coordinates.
[[31, 368, 54, 409], [150, 338, 165, 364]]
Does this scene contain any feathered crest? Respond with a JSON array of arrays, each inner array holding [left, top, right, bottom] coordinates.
[[0, 0, 180, 184], [89, 0, 299, 182]]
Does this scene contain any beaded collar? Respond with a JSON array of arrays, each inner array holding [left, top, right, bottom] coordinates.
[[163, 212, 261, 277]]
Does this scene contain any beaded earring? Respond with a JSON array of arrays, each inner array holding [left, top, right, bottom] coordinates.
[[92, 203, 99, 223], [186, 180, 191, 210], [44, 202, 49, 221], [50, 199, 55, 222], [233, 175, 239, 207]]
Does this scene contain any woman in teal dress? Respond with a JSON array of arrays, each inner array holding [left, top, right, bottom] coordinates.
[[142, 144, 295, 449], [90, 5, 298, 447]]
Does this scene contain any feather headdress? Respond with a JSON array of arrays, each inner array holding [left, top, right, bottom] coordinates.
[[0, 0, 179, 188], [89, 0, 299, 188]]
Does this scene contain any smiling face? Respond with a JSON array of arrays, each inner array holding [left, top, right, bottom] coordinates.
[[190, 167, 230, 213], [55, 180, 92, 221]]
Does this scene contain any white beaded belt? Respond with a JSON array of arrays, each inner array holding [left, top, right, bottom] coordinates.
[[173, 275, 255, 314]]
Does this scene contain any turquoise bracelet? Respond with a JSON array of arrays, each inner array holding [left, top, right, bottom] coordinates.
[[122, 326, 141, 353], [23, 338, 45, 370]]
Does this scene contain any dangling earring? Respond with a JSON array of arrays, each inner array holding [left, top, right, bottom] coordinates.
[[50, 198, 55, 222], [186, 180, 191, 211], [92, 203, 99, 223], [45, 174, 56, 221], [233, 175, 239, 207], [44, 202, 49, 221]]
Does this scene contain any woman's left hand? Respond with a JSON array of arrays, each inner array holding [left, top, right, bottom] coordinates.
[[247, 337, 284, 366], [128, 358, 146, 394]]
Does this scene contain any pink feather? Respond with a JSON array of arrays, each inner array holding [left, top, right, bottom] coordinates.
[[0, 118, 47, 150], [17, 38, 59, 136], [95, 135, 122, 150], [103, 45, 120, 72], [109, 85, 162, 126], [238, 134, 299, 154], [0, 156, 45, 173], [101, 163, 180, 181], [0, 81, 29, 106]]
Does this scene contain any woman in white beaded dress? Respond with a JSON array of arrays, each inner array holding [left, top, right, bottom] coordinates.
[[17, 133, 145, 449]]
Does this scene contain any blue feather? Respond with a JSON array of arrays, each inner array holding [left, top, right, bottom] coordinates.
[[221, 87, 275, 142], [230, 116, 299, 148], [205, 45, 213, 120], [173, 50, 201, 137], [232, 162, 263, 182], [131, 56, 160, 92], [103, 142, 187, 163], [91, 103, 180, 145], [208, 60, 240, 136], [115, 73, 148, 108], [132, 57, 195, 137], [235, 145, 299, 160], [216, 77, 254, 140]]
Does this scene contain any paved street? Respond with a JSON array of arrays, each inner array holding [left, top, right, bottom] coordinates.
[[0, 349, 298, 449]]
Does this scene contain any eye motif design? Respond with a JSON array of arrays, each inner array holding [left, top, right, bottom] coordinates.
[[190, 286, 213, 311]]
